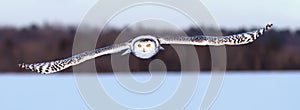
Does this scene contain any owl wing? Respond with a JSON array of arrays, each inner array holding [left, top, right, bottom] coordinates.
[[158, 23, 273, 46], [19, 42, 130, 74]]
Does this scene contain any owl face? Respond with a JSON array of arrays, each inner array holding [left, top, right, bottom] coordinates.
[[130, 35, 161, 59]]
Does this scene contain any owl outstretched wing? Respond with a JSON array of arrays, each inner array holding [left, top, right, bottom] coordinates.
[[158, 23, 273, 46], [19, 42, 130, 74]]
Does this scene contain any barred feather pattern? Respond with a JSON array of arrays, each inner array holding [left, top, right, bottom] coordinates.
[[19, 43, 129, 74], [19, 23, 273, 74], [158, 23, 273, 46]]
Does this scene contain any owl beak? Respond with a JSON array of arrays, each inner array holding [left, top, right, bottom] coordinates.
[[143, 48, 146, 52]]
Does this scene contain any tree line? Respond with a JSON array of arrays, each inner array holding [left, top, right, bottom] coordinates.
[[0, 24, 299, 73]]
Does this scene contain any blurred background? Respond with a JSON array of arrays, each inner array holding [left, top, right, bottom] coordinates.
[[0, 0, 300, 110], [0, 0, 299, 73]]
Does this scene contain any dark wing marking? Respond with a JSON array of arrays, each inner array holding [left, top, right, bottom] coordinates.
[[158, 23, 273, 46], [19, 42, 130, 74]]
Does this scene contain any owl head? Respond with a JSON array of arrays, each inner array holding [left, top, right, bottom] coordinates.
[[123, 35, 164, 59]]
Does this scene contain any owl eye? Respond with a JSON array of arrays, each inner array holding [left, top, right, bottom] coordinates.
[[138, 44, 142, 48], [146, 44, 151, 47]]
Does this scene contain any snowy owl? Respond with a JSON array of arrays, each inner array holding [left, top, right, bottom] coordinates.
[[19, 23, 273, 74]]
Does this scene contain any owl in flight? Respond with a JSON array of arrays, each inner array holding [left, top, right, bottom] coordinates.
[[19, 23, 273, 74]]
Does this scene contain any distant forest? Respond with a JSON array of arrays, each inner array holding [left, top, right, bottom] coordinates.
[[0, 24, 299, 73]]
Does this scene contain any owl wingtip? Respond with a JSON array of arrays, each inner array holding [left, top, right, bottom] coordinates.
[[267, 23, 273, 27], [265, 23, 273, 30], [18, 63, 26, 68], [18, 63, 22, 67]]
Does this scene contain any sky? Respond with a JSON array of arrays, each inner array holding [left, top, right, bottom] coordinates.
[[0, 0, 299, 30]]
